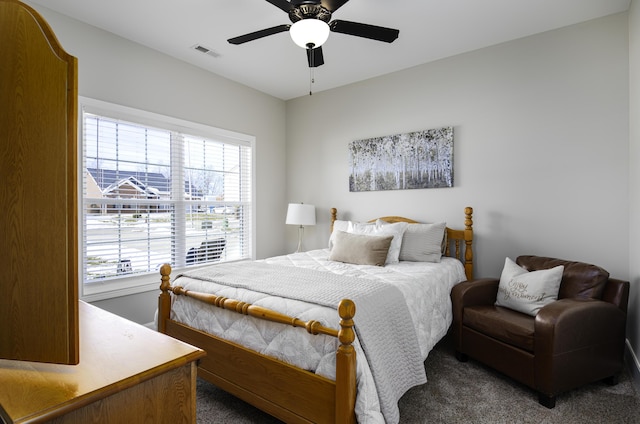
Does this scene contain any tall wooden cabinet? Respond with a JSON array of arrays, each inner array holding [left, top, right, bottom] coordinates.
[[0, 0, 79, 364]]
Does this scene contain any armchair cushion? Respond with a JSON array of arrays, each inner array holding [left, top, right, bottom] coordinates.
[[495, 257, 564, 316], [464, 305, 535, 352], [516, 256, 609, 300]]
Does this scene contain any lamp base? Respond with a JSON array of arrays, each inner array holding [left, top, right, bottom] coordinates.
[[295, 225, 304, 253]]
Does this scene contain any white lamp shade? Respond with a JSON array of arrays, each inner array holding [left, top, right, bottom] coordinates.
[[286, 203, 316, 226], [290, 19, 330, 49]]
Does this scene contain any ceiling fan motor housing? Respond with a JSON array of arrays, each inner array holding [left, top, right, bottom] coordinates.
[[289, 3, 332, 23]]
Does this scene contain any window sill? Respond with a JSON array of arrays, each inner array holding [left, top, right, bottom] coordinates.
[[81, 274, 161, 302], [80, 259, 252, 302]]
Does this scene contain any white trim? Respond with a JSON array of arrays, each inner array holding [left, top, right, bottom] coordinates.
[[79, 97, 254, 147], [250, 145, 257, 261], [81, 276, 159, 302], [77, 97, 256, 300], [625, 338, 640, 393], [80, 259, 250, 302]]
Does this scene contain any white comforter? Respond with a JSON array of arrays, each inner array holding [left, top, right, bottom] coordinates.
[[169, 249, 466, 423]]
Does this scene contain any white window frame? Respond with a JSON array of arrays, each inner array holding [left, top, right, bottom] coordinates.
[[78, 97, 256, 301]]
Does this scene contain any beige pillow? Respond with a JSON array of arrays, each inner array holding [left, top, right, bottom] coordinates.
[[349, 221, 408, 264], [328, 231, 393, 266]]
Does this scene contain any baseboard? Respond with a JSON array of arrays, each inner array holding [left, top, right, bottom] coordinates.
[[624, 338, 640, 393]]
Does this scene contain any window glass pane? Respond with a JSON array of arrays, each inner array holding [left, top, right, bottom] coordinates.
[[82, 109, 252, 286]]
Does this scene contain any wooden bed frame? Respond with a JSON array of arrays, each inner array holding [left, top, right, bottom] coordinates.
[[158, 206, 473, 423]]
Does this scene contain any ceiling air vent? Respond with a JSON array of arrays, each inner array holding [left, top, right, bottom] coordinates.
[[192, 44, 220, 58]]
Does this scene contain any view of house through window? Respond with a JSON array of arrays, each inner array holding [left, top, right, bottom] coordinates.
[[81, 103, 252, 288]]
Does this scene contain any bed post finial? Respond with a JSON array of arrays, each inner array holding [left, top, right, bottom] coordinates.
[[330, 208, 338, 233], [464, 207, 473, 280], [158, 263, 172, 333], [335, 299, 356, 423], [337, 299, 355, 345]]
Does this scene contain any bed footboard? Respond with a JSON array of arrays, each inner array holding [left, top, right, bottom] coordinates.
[[158, 264, 357, 424]]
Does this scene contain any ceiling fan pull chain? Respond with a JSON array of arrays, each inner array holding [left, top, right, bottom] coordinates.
[[309, 66, 315, 96], [309, 45, 315, 95]]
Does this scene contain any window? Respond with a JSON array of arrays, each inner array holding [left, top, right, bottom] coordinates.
[[80, 98, 254, 299]]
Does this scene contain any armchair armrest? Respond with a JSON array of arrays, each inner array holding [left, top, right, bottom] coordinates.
[[451, 279, 499, 312], [451, 278, 500, 325], [535, 298, 627, 355], [450, 278, 499, 355], [534, 298, 627, 396], [602, 278, 630, 313]]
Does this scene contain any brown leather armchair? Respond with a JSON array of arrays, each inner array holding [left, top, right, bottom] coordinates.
[[451, 255, 629, 408]]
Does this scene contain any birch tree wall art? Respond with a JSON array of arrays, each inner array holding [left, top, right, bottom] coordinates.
[[349, 127, 454, 192]]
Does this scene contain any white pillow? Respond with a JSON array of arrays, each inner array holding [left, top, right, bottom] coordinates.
[[495, 257, 564, 316], [348, 221, 408, 264], [396, 222, 446, 262], [328, 220, 351, 249]]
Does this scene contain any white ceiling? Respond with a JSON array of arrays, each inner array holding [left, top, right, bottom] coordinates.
[[29, 0, 630, 100]]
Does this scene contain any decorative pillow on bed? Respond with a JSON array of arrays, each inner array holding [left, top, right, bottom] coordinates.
[[441, 229, 448, 255], [328, 230, 393, 266], [393, 222, 446, 262], [495, 257, 564, 316], [348, 221, 407, 264], [328, 219, 351, 249]]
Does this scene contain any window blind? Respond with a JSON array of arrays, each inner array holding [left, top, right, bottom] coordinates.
[[82, 109, 252, 285]]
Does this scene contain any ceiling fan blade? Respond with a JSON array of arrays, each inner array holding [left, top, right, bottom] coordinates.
[[306, 46, 325, 68], [330, 20, 399, 43], [265, 0, 294, 13], [227, 24, 291, 45], [320, 0, 350, 12]]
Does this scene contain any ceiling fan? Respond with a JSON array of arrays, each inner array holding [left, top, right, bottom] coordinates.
[[227, 0, 400, 68]]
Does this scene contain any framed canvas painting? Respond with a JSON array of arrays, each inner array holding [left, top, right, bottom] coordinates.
[[349, 127, 453, 192]]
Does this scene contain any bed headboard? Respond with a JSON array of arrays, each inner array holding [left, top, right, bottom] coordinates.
[[329, 207, 474, 280]]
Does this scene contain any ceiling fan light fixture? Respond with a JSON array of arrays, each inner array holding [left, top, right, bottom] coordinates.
[[290, 19, 330, 49]]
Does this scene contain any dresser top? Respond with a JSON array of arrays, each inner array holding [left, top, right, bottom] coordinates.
[[0, 301, 204, 423]]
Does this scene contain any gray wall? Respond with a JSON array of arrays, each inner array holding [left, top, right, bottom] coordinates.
[[286, 12, 636, 375], [286, 13, 628, 279], [628, 0, 640, 389], [31, 4, 288, 325]]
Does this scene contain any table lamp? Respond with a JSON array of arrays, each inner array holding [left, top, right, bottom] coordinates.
[[286, 203, 316, 253]]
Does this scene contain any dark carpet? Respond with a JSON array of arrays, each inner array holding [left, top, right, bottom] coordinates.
[[196, 337, 640, 423]]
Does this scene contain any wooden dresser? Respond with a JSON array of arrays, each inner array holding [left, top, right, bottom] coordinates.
[[0, 302, 205, 423], [1, 3, 205, 422]]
